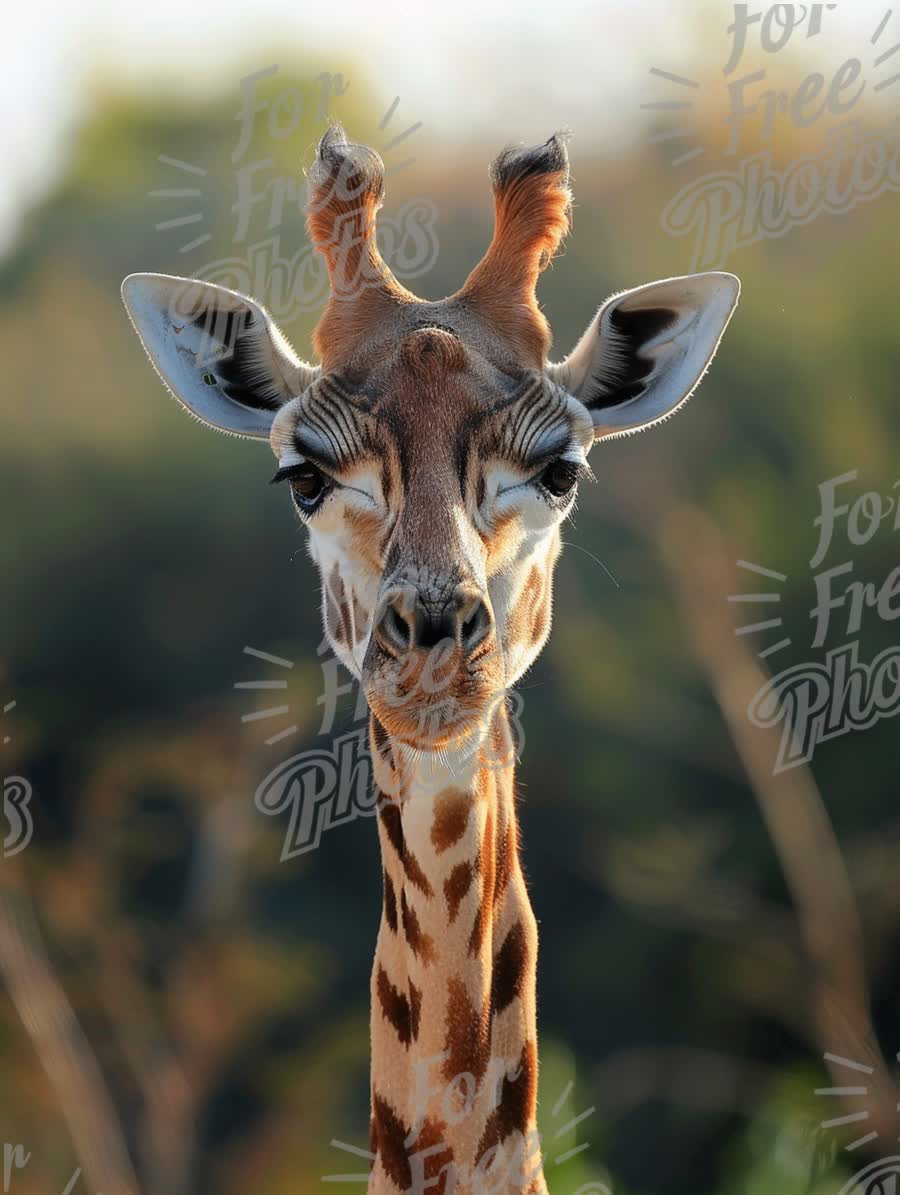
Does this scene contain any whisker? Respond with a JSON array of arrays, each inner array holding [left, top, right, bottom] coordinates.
[[560, 540, 621, 589]]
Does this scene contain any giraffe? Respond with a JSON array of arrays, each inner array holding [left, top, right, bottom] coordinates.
[[121, 126, 739, 1193]]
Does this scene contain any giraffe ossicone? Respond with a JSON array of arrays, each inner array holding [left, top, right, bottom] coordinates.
[[123, 125, 739, 1193]]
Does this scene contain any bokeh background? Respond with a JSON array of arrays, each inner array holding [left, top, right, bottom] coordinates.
[[3, 1, 900, 1192]]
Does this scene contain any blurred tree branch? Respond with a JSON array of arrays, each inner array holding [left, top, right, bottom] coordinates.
[[0, 859, 141, 1195], [654, 501, 897, 1144]]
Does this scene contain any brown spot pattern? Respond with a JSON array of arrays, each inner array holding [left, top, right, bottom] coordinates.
[[412, 1117, 454, 1193], [383, 871, 398, 933], [468, 905, 486, 957], [380, 799, 404, 855], [409, 979, 422, 1041], [492, 921, 528, 1018], [376, 964, 416, 1046], [371, 1092, 412, 1190], [380, 802, 434, 899], [494, 820, 514, 908], [401, 890, 436, 963], [444, 860, 474, 923], [468, 808, 495, 956], [371, 1094, 452, 1193], [475, 1040, 538, 1166], [403, 850, 435, 900], [431, 788, 472, 853], [442, 974, 490, 1085]]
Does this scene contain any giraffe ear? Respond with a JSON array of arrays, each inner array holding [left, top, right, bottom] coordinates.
[[121, 273, 320, 439], [547, 272, 740, 440]]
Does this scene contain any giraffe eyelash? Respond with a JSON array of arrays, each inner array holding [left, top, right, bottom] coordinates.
[[270, 460, 334, 486], [270, 464, 302, 486], [527, 456, 593, 484], [521, 456, 593, 495]]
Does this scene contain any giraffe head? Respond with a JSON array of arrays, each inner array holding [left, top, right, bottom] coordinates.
[[122, 128, 739, 751]]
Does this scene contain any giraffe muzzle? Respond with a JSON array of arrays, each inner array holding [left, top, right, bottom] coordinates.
[[372, 584, 494, 660]]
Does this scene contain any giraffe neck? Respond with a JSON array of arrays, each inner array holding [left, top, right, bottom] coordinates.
[[367, 706, 546, 1195], [365, 707, 547, 1195]]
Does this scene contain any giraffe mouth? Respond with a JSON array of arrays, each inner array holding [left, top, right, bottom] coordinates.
[[363, 640, 505, 749]]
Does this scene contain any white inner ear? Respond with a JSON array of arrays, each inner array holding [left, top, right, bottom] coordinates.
[[121, 273, 319, 439], [549, 272, 740, 440]]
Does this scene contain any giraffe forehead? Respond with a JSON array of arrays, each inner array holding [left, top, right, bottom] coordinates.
[[368, 364, 580, 484], [378, 381, 481, 483], [275, 318, 588, 483]]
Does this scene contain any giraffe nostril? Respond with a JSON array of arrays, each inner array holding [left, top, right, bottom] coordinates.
[[375, 588, 492, 658], [386, 605, 410, 646], [459, 597, 493, 655], [374, 596, 414, 655]]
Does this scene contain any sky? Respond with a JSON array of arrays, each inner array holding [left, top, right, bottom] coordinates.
[[2, 0, 890, 249]]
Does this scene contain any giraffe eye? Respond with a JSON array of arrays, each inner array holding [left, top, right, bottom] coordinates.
[[539, 459, 579, 499], [290, 464, 331, 512], [270, 461, 333, 514]]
